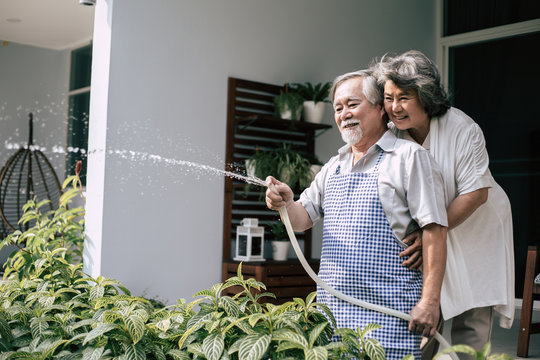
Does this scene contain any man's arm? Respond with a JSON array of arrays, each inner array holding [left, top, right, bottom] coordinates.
[[266, 176, 313, 232], [409, 223, 447, 337]]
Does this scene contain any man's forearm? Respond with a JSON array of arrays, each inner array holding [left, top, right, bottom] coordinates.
[[421, 224, 447, 303], [281, 201, 313, 232]]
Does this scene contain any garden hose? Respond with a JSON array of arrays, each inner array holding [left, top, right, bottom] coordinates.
[[268, 183, 458, 360]]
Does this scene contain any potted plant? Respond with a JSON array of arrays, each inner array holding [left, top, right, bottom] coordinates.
[[291, 82, 331, 124], [269, 220, 290, 261], [273, 84, 304, 121], [246, 144, 314, 193]]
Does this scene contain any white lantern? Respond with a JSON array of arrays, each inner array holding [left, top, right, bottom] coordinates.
[[234, 218, 265, 262]]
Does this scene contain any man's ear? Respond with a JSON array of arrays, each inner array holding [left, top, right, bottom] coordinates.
[[378, 103, 388, 121]]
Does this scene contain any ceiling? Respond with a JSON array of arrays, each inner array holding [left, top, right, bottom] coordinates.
[[0, 0, 95, 50]]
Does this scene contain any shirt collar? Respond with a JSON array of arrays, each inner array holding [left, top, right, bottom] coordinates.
[[337, 130, 398, 157]]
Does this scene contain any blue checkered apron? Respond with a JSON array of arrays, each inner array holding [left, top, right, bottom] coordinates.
[[318, 151, 422, 359]]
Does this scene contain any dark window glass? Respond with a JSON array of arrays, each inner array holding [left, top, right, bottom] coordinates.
[[69, 45, 92, 91], [444, 0, 540, 36], [449, 31, 540, 297], [66, 92, 90, 185]]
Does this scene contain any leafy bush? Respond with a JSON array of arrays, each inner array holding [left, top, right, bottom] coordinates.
[[0, 173, 388, 359]]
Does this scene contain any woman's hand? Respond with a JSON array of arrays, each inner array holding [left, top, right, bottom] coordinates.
[[400, 230, 423, 270], [265, 176, 294, 210]]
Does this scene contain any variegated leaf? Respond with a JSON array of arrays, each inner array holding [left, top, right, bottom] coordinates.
[[82, 346, 105, 360], [219, 296, 240, 317], [89, 286, 105, 301], [156, 318, 171, 332], [238, 334, 271, 360], [305, 346, 328, 360], [359, 322, 382, 338], [166, 349, 191, 360], [30, 316, 49, 339], [203, 332, 225, 360], [272, 329, 308, 348], [124, 343, 146, 360], [83, 323, 118, 345], [364, 338, 385, 360], [124, 315, 145, 344], [308, 322, 329, 347]]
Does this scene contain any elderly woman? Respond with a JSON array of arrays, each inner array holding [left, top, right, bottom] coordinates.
[[375, 50, 514, 359]]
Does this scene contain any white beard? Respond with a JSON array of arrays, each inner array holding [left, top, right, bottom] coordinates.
[[341, 126, 363, 146]]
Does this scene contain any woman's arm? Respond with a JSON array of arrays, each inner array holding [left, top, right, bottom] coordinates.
[[446, 188, 488, 229], [409, 223, 447, 337]]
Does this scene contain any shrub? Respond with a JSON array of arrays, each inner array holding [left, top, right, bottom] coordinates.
[[0, 173, 387, 359]]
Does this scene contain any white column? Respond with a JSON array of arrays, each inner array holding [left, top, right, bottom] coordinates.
[[83, 0, 114, 278]]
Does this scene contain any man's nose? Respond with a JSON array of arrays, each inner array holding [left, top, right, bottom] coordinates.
[[340, 108, 352, 121]]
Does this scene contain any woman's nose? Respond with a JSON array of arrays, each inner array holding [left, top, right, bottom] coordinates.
[[392, 100, 402, 112]]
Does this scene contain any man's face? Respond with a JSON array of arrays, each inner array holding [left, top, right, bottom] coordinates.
[[333, 77, 384, 146]]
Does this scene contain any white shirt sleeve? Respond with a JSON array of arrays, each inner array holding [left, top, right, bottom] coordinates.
[[454, 123, 493, 195]]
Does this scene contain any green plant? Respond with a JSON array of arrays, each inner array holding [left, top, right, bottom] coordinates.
[[247, 144, 313, 192], [434, 342, 514, 360], [291, 82, 332, 104], [273, 86, 304, 121], [269, 220, 288, 242]]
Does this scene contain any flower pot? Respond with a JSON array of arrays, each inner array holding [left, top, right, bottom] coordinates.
[[279, 104, 303, 121], [272, 241, 290, 261], [303, 101, 326, 124]]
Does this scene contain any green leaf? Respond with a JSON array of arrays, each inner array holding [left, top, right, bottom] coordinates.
[[305, 346, 328, 360], [359, 322, 382, 338], [83, 323, 119, 345], [272, 329, 308, 348], [434, 345, 477, 359], [124, 314, 145, 344], [203, 332, 225, 360], [30, 316, 49, 339], [89, 286, 105, 301], [124, 343, 146, 360], [238, 334, 271, 360], [219, 296, 240, 317], [308, 322, 329, 347], [167, 349, 191, 360], [364, 338, 385, 360], [82, 347, 105, 360], [155, 318, 171, 332], [0, 316, 13, 342]]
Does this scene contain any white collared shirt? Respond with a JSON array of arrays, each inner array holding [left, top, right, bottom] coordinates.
[[298, 130, 448, 244]]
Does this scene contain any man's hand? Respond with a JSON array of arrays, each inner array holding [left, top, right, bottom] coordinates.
[[409, 298, 440, 337], [265, 176, 294, 211], [400, 230, 423, 270]]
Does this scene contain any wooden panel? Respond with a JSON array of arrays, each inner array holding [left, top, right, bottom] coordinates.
[[223, 77, 330, 301]]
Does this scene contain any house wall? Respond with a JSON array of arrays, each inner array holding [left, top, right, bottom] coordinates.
[[85, 0, 436, 303], [0, 42, 69, 264]]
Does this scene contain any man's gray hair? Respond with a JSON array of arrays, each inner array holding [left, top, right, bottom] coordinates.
[[329, 69, 382, 107]]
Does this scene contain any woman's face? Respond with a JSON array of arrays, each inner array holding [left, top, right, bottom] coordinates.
[[383, 80, 430, 131]]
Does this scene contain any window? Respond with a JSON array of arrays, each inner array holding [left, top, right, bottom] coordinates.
[[444, 0, 540, 36], [438, 0, 540, 297], [66, 44, 92, 185]]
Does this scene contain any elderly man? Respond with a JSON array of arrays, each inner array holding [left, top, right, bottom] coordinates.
[[265, 70, 447, 360]]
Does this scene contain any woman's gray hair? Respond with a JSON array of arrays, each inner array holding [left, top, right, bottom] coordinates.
[[374, 50, 450, 118], [329, 69, 382, 106]]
